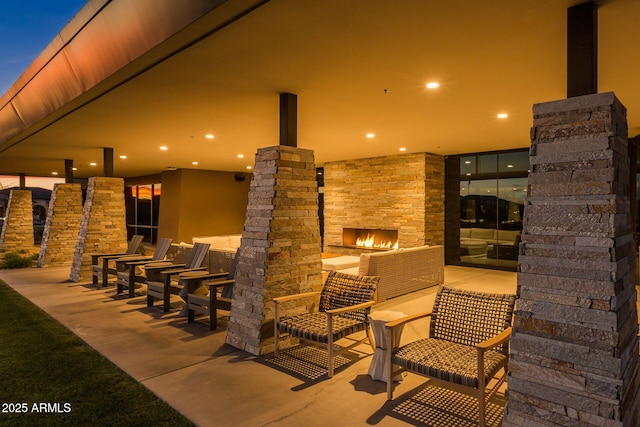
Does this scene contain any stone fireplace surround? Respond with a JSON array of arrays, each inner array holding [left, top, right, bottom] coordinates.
[[342, 227, 398, 249], [323, 152, 444, 255]]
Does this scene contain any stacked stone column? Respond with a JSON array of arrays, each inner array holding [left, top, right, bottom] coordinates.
[[226, 146, 322, 355], [0, 189, 34, 250], [69, 177, 128, 282], [504, 93, 640, 426], [37, 183, 83, 267]]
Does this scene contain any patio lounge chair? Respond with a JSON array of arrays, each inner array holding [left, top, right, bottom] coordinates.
[[145, 242, 210, 312], [273, 271, 379, 378], [91, 235, 144, 287], [385, 286, 515, 427], [115, 238, 173, 297], [181, 248, 239, 330]]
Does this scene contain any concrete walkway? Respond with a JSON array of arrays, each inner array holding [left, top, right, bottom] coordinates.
[[1, 266, 517, 427]]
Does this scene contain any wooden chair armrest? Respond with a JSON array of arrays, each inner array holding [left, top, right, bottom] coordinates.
[[204, 279, 235, 289], [98, 253, 130, 260], [122, 259, 157, 266], [384, 311, 433, 330], [145, 263, 186, 271], [162, 267, 207, 276], [326, 300, 376, 315], [179, 272, 227, 281], [273, 291, 321, 304], [476, 327, 512, 352]]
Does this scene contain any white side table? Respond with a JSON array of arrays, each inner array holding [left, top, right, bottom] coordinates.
[[368, 310, 406, 382]]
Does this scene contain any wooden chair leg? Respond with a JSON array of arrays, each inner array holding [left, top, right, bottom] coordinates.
[[327, 314, 334, 378], [477, 349, 486, 427], [210, 291, 217, 331], [162, 276, 171, 312], [147, 294, 154, 307], [128, 269, 136, 298], [273, 302, 279, 357]]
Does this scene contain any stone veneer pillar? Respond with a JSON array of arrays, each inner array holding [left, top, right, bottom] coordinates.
[[225, 146, 322, 355], [37, 183, 83, 267], [504, 93, 640, 426], [69, 177, 128, 282], [0, 189, 34, 250]]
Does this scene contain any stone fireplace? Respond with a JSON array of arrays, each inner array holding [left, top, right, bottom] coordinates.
[[342, 227, 398, 249], [324, 152, 444, 255]]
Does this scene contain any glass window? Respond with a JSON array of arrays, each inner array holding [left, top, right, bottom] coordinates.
[[458, 149, 528, 270], [478, 154, 497, 174], [499, 151, 529, 173], [460, 156, 476, 177]]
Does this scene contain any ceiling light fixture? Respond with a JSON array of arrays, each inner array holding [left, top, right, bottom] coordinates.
[[72, 167, 77, 171], [497, 113, 508, 119], [52, 171, 58, 175], [426, 82, 439, 89], [246, 166, 252, 170], [399, 147, 407, 152], [507, 164, 513, 168], [90, 162, 97, 166], [119, 155, 127, 159], [192, 161, 198, 165], [160, 146, 168, 151], [237, 154, 244, 158], [366, 133, 375, 139], [205, 134, 214, 139]]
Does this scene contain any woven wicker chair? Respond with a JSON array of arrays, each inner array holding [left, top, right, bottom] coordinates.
[[91, 235, 144, 287], [385, 286, 515, 427], [114, 238, 173, 298], [273, 271, 379, 378]]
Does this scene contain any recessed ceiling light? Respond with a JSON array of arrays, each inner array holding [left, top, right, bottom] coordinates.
[[119, 155, 127, 159], [366, 133, 375, 139], [399, 147, 407, 152], [507, 164, 513, 168], [466, 173, 471, 176], [160, 146, 168, 151], [426, 82, 439, 89], [192, 161, 199, 165], [205, 134, 214, 139], [497, 113, 508, 119], [464, 160, 471, 164], [72, 167, 77, 171], [90, 162, 97, 166], [246, 165, 252, 170], [237, 154, 244, 158], [51, 171, 58, 175]]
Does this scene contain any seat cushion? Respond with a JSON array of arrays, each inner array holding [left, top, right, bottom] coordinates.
[[392, 338, 507, 388], [277, 312, 367, 344]]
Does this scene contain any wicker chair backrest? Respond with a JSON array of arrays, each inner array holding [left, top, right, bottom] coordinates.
[[430, 286, 515, 355], [319, 271, 379, 322]]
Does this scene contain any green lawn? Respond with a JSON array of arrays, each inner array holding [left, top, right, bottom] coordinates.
[[0, 280, 195, 427]]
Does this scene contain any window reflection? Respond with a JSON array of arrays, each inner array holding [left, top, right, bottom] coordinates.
[[459, 150, 528, 269]]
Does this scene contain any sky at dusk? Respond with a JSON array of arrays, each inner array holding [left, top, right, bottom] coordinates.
[[0, 1, 87, 95]]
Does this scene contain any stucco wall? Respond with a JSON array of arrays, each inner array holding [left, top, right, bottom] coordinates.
[[158, 169, 251, 243]]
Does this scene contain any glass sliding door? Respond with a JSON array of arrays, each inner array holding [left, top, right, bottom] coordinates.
[[458, 150, 528, 270]]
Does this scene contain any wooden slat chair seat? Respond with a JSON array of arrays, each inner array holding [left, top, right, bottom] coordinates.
[[274, 271, 379, 378], [385, 286, 515, 427], [182, 249, 239, 330], [91, 235, 144, 287], [145, 242, 211, 312], [115, 238, 173, 298]]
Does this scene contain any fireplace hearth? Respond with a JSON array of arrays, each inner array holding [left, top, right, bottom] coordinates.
[[343, 228, 398, 249]]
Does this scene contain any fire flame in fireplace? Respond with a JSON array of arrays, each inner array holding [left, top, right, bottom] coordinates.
[[356, 234, 399, 249]]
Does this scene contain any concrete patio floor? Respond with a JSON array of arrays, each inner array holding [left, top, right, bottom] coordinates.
[[1, 265, 518, 426]]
